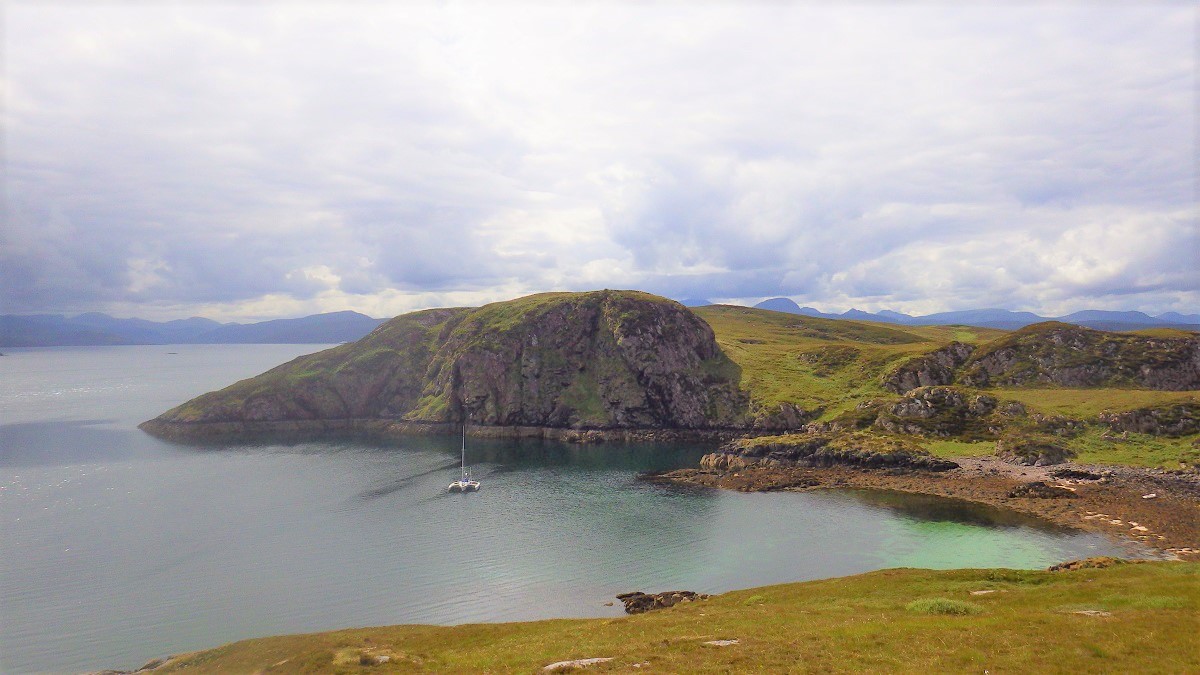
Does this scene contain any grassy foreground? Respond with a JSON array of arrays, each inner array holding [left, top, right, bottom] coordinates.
[[157, 562, 1198, 673]]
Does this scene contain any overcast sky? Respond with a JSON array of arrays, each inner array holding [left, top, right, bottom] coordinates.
[[3, 2, 1196, 321]]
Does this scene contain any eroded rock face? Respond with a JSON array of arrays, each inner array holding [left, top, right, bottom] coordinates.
[[142, 291, 752, 438], [1099, 403, 1199, 438], [437, 292, 747, 428], [883, 342, 975, 394], [958, 322, 1200, 390]]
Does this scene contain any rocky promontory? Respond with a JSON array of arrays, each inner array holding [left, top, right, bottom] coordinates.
[[141, 291, 761, 441]]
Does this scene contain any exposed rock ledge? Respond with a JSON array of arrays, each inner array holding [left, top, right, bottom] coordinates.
[[698, 431, 959, 474], [616, 590, 709, 614]]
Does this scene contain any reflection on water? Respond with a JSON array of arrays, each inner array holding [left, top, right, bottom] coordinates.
[[0, 345, 1147, 674], [840, 488, 1072, 531]]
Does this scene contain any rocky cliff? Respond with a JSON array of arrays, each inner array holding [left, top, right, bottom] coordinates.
[[957, 322, 1199, 390], [141, 291, 751, 440]]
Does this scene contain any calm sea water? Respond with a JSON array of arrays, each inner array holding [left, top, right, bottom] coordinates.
[[0, 345, 1138, 673]]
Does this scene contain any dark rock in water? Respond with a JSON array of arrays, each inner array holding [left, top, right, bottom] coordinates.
[[1007, 481, 1078, 499], [616, 590, 709, 614], [882, 342, 975, 394], [1099, 403, 1199, 438]]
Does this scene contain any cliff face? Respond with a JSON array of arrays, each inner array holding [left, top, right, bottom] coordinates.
[[427, 291, 746, 428], [957, 323, 1199, 391], [142, 291, 750, 438]]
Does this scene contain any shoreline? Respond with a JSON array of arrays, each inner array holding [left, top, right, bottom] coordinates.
[[137, 418, 765, 445], [650, 456, 1200, 560]]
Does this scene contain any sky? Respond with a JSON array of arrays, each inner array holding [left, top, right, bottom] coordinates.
[[2, 2, 1196, 321]]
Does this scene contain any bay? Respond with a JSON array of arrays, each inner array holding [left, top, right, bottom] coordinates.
[[0, 345, 1137, 673]]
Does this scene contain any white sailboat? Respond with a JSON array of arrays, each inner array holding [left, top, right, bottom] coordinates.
[[447, 426, 480, 492]]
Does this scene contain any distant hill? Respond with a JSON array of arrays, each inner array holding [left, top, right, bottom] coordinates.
[[748, 299, 1196, 331], [0, 311, 384, 347], [195, 311, 385, 344], [5, 298, 1194, 348], [753, 298, 827, 317]]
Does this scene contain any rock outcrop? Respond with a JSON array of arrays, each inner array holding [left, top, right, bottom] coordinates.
[[872, 386, 1007, 439], [882, 342, 975, 394], [996, 434, 1076, 466], [141, 291, 752, 440], [615, 590, 709, 614], [957, 322, 1200, 390], [699, 432, 959, 472], [1099, 403, 1199, 437]]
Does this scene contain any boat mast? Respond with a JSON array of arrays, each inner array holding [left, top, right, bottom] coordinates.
[[461, 424, 467, 479]]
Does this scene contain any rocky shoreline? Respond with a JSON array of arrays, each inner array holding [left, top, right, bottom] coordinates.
[[138, 417, 758, 445], [650, 456, 1200, 560]]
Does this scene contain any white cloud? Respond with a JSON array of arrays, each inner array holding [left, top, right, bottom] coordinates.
[[2, 2, 1195, 320]]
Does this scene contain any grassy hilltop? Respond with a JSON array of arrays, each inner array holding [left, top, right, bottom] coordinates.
[[148, 561, 1199, 673]]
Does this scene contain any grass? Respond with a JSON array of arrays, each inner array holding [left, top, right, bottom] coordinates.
[[994, 388, 1198, 419], [694, 305, 943, 416], [155, 562, 1200, 674], [1064, 427, 1200, 469], [922, 439, 997, 459], [904, 597, 984, 615]]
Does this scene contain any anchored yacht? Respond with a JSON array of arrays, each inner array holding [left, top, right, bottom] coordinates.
[[447, 426, 480, 492]]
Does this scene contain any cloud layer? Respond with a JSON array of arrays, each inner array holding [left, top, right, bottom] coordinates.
[[3, 2, 1195, 320]]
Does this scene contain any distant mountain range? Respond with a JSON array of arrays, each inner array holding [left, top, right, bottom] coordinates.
[[6, 298, 1197, 348], [747, 297, 1199, 331], [0, 311, 386, 347]]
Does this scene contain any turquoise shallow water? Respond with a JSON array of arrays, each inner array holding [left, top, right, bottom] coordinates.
[[0, 345, 1139, 673]]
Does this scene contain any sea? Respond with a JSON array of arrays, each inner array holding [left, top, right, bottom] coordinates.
[[0, 344, 1139, 673]]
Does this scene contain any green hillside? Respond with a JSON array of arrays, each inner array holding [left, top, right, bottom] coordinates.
[[149, 561, 1199, 674], [696, 305, 1199, 468], [694, 305, 1005, 418]]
